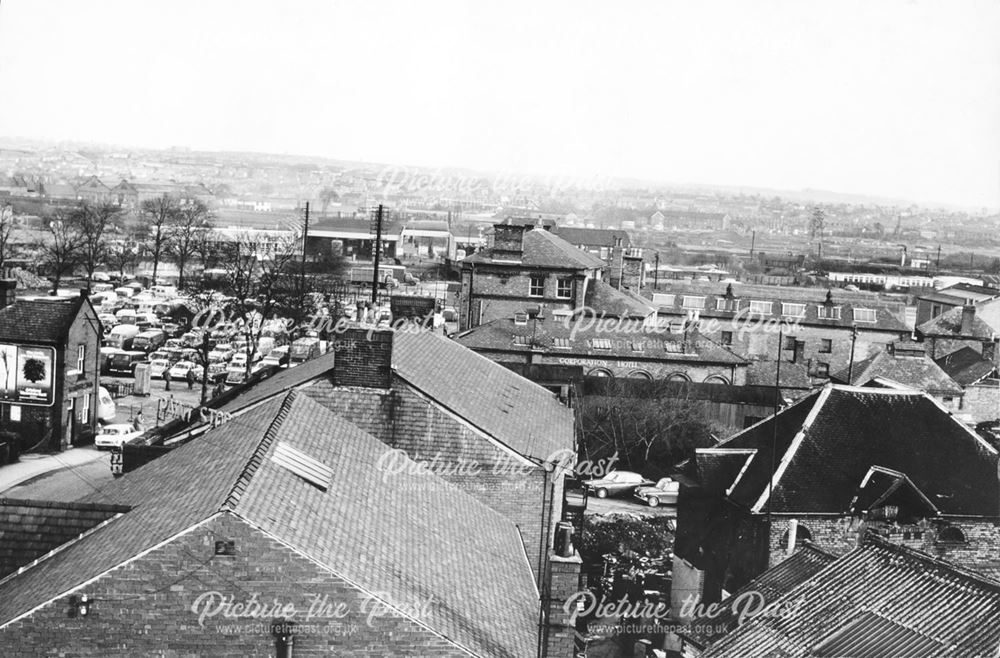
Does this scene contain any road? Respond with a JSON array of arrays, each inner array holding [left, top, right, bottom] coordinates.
[[585, 494, 677, 518], [3, 454, 115, 502]]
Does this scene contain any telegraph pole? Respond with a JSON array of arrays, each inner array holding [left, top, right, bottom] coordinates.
[[750, 229, 756, 258], [654, 251, 660, 290], [300, 202, 310, 287], [371, 204, 384, 305]]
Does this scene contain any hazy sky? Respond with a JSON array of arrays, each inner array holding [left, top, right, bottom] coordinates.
[[1, 0, 998, 207]]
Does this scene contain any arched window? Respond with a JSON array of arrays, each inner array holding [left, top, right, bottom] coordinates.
[[780, 524, 813, 550], [589, 368, 614, 378], [667, 372, 691, 382], [629, 370, 653, 380], [938, 526, 966, 543], [704, 375, 731, 385]]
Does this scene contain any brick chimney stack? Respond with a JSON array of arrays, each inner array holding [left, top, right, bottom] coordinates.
[[961, 304, 976, 336], [621, 254, 645, 290], [331, 327, 394, 389], [542, 553, 583, 658], [0, 280, 16, 310], [491, 220, 527, 261]]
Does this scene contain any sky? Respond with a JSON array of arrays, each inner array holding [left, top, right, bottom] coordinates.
[[0, 0, 998, 208]]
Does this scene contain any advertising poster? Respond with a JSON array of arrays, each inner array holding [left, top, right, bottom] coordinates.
[[0, 344, 17, 402], [15, 346, 56, 406]]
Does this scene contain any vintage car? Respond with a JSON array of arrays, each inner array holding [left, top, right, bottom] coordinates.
[[94, 423, 143, 450], [581, 470, 654, 499], [634, 477, 681, 507]]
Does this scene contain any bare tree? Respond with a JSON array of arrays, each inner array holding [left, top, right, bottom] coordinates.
[[0, 205, 15, 272], [72, 200, 123, 290], [109, 236, 140, 281], [139, 194, 179, 281], [36, 211, 80, 294], [228, 232, 300, 380], [168, 198, 211, 289]]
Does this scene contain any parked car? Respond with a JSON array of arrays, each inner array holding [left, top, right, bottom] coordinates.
[[148, 359, 172, 379], [95, 423, 143, 450], [208, 344, 235, 363], [206, 361, 228, 383], [582, 471, 654, 499], [161, 322, 185, 338], [97, 386, 116, 423], [634, 477, 681, 507], [168, 361, 203, 381]]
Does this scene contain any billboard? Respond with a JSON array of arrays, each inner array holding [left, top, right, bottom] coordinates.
[[0, 345, 56, 407]]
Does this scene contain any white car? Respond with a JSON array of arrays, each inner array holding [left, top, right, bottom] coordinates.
[[148, 359, 172, 379], [167, 360, 203, 381], [208, 344, 234, 363], [95, 423, 142, 450], [634, 477, 681, 507]]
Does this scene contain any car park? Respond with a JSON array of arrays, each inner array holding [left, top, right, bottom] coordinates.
[[167, 361, 203, 381], [107, 350, 147, 376], [148, 358, 172, 379]]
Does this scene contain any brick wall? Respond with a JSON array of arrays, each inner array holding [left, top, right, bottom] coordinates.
[[961, 381, 1000, 422], [926, 337, 990, 361], [767, 515, 1000, 578], [0, 513, 472, 656], [304, 376, 564, 586], [330, 328, 392, 389], [460, 265, 586, 330]]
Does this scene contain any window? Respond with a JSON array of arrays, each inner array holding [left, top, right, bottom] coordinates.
[[682, 296, 706, 310], [819, 339, 832, 353], [630, 341, 644, 353], [781, 303, 806, 318], [591, 338, 613, 350], [931, 304, 943, 317], [818, 305, 842, 320], [513, 335, 532, 346], [529, 275, 545, 297], [556, 278, 573, 299], [271, 442, 333, 491], [780, 524, 813, 550], [79, 394, 89, 422], [77, 345, 86, 372], [652, 293, 675, 306], [938, 526, 966, 543], [784, 335, 798, 350], [853, 308, 877, 323], [721, 331, 733, 345], [816, 362, 830, 377], [716, 298, 739, 312], [513, 312, 528, 326], [667, 373, 691, 382], [552, 337, 572, 349], [749, 300, 773, 315], [590, 368, 613, 378]]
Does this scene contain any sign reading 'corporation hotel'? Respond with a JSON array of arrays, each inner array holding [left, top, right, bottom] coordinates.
[[556, 357, 642, 369]]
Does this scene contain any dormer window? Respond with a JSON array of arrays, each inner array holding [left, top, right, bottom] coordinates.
[[682, 296, 705, 310], [782, 303, 806, 318], [818, 305, 842, 320], [513, 312, 528, 326], [749, 300, 773, 315], [853, 308, 877, 323]]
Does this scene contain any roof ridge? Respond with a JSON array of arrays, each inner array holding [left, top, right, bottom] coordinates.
[[861, 530, 1000, 592], [220, 390, 298, 511]]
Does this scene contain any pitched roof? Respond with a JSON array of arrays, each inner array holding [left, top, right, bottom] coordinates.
[[455, 317, 747, 366], [465, 226, 606, 269], [746, 359, 816, 390], [917, 305, 996, 339], [703, 536, 1000, 658], [830, 347, 963, 396], [0, 393, 539, 657], [935, 346, 998, 386], [218, 329, 575, 462], [680, 543, 836, 648], [585, 280, 655, 318], [0, 296, 89, 344], [393, 329, 575, 461], [645, 282, 909, 332], [707, 385, 999, 515]]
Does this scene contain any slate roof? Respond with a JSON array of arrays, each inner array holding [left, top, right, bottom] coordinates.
[[707, 385, 999, 515], [550, 226, 630, 249], [917, 305, 996, 339], [465, 226, 606, 269], [585, 280, 655, 318], [645, 282, 909, 332], [455, 317, 747, 366], [746, 359, 816, 390], [0, 393, 539, 658], [0, 499, 129, 579], [935, 346, 998, 386], [830, 347, 964, 396], [703, 535, 1000, 658], [0, 296, 89, 345], [217, 328, 574, 463], [679, 543, 836, 648]]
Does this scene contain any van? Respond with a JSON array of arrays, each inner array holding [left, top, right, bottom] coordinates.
[[114, 286, 134, 299], [106, 324, 141, 350], [150, 285, 178, 299], [132, 330, 167, 354], [107, 350, 147, 376], [97, 386, 116, 423], [100, 347, 125, 375], [289, 337, 321, 363]]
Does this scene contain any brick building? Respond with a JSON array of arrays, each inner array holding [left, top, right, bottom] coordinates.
[[200, 327, 576, 589], [0, 391, 560, 656], [0, 284, 102, 452], [916, 303, 999, 363], [671, 385, 1000, 622], [646, 283, 910, 377]]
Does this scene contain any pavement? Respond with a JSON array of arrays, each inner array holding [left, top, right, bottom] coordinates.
[[0, 446, 106, 495]]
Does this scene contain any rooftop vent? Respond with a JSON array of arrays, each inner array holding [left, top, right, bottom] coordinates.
[[271, 442, 332, 491]]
